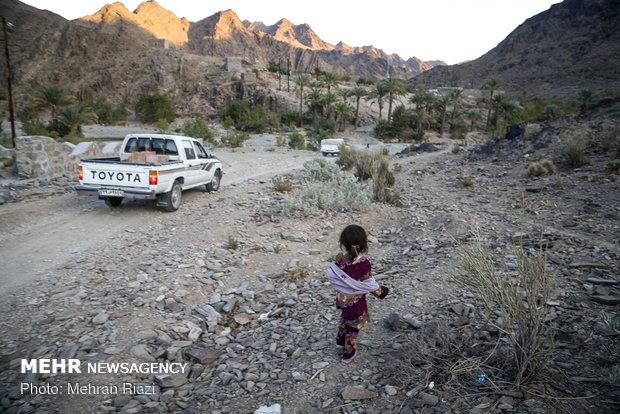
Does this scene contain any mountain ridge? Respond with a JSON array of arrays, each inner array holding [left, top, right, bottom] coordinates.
[[409, 0, 620, 99]]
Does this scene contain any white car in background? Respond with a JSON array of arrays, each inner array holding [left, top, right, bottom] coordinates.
[[320, 138, 344, 156]]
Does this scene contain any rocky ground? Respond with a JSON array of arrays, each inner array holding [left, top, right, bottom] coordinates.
[[0, 113, 619, 414]]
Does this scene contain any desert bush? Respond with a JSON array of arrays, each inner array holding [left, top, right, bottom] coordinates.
[[606, 161, 620, 174], [221, 131, 249, 148], [452, 144, 461, 154], [183, 116, 214, 143], [461, 177, 474, 187], [373, 158, 396, 203], [354, 150, 376, 181], [219, 100, 269, 133], [564, 135, 588, 168], [600, 120, 619, 155], [454, 231, 556, 386], [336, 144, 356, 170], [227, 235, 239, 250], [135, 93, 175, 123], [157, 118, 170, 133], [281, 110, 300, 126], [525, 159, 556, 178], [373, 119, 393, 140], [222, 116, 235, 130], [284, 158, 372, 214], [288, 131, 305, 150], [275, 134, 287, 147], [272, 176, 293, 192], [287, 262, 310, 282], [89, 96, 127, 125]]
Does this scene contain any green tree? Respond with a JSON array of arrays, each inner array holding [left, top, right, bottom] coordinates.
[[382, 77, 407, 121], [294, 74, 312, 127], [482, 78, 500, 129], [58, 102, 98, 137], [31, 85, 75, 131], [351, 86, 367, 129], [135, 93, 175, 123], [333, 102, 354, 131], [321, 71, 340, 93], [366, 82, 388, 120]]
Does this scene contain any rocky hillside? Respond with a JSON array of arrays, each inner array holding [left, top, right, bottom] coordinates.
[[409, 0, 620, 100], [0, 0, 442, 112]]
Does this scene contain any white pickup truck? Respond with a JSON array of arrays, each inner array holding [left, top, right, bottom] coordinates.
[[76, 134, 222, 211]]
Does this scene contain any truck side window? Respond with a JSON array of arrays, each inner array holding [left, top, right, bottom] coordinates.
[[125, 137, 138, 153], [152, 138, 165, 155], [194, 142, 208, 159], [165, 139, 178, 156], [183, 140, 196, 159]]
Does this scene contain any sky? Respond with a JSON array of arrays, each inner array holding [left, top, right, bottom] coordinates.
[[20, 0, 562, 65]]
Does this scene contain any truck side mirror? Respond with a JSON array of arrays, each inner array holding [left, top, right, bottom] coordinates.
[[209, 153, 216, 159]]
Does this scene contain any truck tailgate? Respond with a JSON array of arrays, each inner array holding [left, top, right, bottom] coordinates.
[[81, 162, 150, 188]]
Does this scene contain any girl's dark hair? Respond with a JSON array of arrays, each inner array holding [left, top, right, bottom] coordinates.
[[339, 224, 368, 259]]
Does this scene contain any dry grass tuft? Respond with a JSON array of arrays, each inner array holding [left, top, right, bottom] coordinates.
[[525, 159, 556, 178]]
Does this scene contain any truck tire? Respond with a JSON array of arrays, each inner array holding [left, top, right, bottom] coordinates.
[[104, 197, 123, 207], [162, 181, 182, 212], [206, 169, 221, 192]]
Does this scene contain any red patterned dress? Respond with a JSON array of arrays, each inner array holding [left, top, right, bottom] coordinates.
[[335, 253, 382, 360]]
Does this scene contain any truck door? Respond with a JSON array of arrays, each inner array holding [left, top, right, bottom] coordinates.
[[192, 141, 215, 185], [182, 140, 199, 186]]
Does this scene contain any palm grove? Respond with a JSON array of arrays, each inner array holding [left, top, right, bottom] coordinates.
[[4, 62, 597, 149]]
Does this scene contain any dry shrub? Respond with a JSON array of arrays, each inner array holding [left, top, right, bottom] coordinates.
[[564, 134, 588, 168], [525, 159, 556, 178], [272, 176, 293, 192], [354, 150, 376, 181], [387, 321, 514, 391], [454, 231, 556, 387]]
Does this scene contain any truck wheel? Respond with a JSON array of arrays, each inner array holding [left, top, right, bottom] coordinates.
[[104, 197, 123, 207], [162, 181, 182, 212], [206, 169, 221, 192], [321, 152, 327, 157]]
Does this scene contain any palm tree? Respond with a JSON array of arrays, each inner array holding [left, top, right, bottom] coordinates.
[[447, 108, 464, 133], [336, 87, 352, 104], [435, 95, 452, 136], [333, 102, 354, 131], [323, 92, 338, 121], [449, 88, 465, 111], [491, 94, 510, 126], [294, 74, 311, 127], [306, 87, 324, 127], [411, 108, 428, 131], [465, 110, 483, 132], [382, 77, 407, 121], [59, 102, 98, 137], [366, 82, 388, 120], [32, 85, 75, 131], [482, 78, 500, 129], [350, 86, 367, 129], [321, 71, 340, 93], [313, 66, 322, 81]]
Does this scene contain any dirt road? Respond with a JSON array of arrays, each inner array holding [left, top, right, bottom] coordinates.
[[0, 147, 316, 295]]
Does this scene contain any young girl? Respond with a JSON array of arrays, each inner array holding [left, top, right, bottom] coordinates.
[[327, 225, 389, 363]]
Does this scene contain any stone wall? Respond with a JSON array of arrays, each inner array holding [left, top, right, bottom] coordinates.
[[14, 136, 108, 179]]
